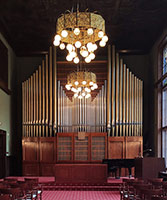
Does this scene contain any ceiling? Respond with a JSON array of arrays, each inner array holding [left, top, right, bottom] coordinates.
[[0, 0, 167, 56]]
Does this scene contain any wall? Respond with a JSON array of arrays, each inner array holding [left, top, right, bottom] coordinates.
[[0, 32, 16, 155], [150, 28, 167, 156]]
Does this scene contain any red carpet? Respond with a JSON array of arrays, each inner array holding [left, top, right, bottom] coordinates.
[[42, 191, 120, 200]]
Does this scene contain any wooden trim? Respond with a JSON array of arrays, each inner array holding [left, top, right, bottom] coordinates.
[[162, 126, 167, 130], [155, 72, 167, 86], [0, 79, 11, 94]]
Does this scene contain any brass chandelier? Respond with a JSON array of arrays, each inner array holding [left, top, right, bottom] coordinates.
[[53, 4, 108, 64], [65, 70, 98, 99]]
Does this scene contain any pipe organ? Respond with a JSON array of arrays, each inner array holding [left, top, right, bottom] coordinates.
[[22, 45, 143, 137]]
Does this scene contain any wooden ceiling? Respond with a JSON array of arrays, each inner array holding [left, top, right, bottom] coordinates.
[[0, 0, 167, 56]]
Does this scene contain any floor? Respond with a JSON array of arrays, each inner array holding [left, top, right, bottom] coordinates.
[[42, 191, 120, 200]]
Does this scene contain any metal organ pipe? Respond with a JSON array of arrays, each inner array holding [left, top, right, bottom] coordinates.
[[22, 45, 143, 138]]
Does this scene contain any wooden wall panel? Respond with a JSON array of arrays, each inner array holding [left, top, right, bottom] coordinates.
[[55, 164, 107, 183], [22, 135, 143, 176], [40, 164, 55, 176], [126, 136, 143, 158], [23, 163, 39, 176], [108, 137, 124, 159], [39, 137, 56, 163], [22, 137, 39, 162]]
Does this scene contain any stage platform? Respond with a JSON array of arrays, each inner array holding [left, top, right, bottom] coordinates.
[[0, 176, 133, 191]]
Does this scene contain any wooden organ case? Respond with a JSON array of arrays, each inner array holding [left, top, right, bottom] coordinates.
[[22, 45, 143, 177]]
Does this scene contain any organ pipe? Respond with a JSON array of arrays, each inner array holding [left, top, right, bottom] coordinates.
[[119, 59, 123, 136], [28, 78, 31, 137], [39, 66, 42, 137], [42, 60, 45, 136], [45, 54, 49, 137], [33, 73, 36, 136], [131, 74, 134, 136], [107, 45, 112, 136], [22, 45, 143, 137], [36, 70, 39, 137], [49, 47, 53, 136], [111, 45, 116, 136], [22, 82, 25, 137], [30, 75, 33, 137], [115, 53, 120, 137], [129, 71, 132, 136], [122, 64, 126, 136], [141, 81, 143, 136], [53, 46, 58, 134], [126, 68, 129, 136]]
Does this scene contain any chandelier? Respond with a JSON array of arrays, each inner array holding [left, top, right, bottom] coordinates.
[[65, 70, 98, 99], [53, 5, 108, 64]]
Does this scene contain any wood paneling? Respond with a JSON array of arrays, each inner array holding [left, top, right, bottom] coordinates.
[[22, 135, 142, 176], [22, 137, 39, 162], [55, 164, 107, 183], [40, 164, 55, 176], [108, 136, 142, 159], [126, 137, 143, 158], [108, 137, 124, 159], [23, 163, 39, 176], [135, 157, 165, 180], [40, 137, 56, 163]]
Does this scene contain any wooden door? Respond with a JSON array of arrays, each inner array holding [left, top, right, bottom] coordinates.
[[0, 130, 6, 178]]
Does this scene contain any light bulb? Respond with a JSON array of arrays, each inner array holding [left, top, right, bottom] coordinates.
[[102, 35, 108, 42], [65, 84, 71, 90], [54, 34, 61, 41], [93, 44, 97, 51], [98, 31, 104, 38], [91, 86, 95, 90], [66, 54, 73, 61], [59, 43, 65, 50], [66, 44, 73, 52], [85, 56, 91, 63], [78, 95, 83, 99], [74, 93, 78, 98], [93, 83, 98, 89], [75, 41, 81, 48], [74, 28, 80, 35], [99, 40, 106, 47], [85, 94, 91, 99], [89, 52, 95, 60], [72, 45, 75, 51], [82, 50, 88, 58], [82, 92, 86, 97], [71, 51, 77, 58], [89, 81, 94, 86], [78, 87, 82, 92], [71, 87, 77, 93], [61, 30, 68, 38], [75, 81, 79, 86], [82, 81, 87, 85], [87, 42, 93, 52], [74, 57, 79, 64], [85, 87, 91, 92], [53, 40, 60, 46], [87, 28, 93, 35]]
